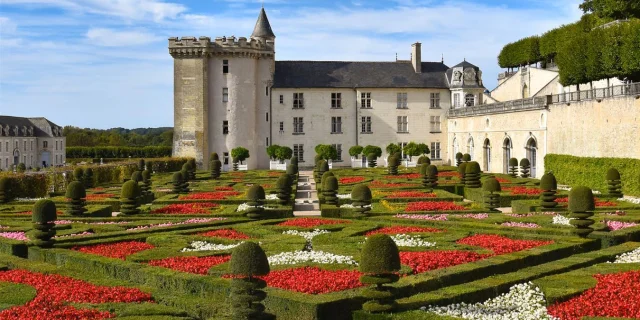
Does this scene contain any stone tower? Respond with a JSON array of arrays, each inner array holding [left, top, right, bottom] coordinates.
[[169, 8, 276, 169]]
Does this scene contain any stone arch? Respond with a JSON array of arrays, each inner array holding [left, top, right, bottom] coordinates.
[[452, 136, 459, 163], [526, 135, 538, 177], [467, 136, 474, 160], [503, 136, 512, 174], [483, 138, 491, 172], [523, 83, 530, 99]]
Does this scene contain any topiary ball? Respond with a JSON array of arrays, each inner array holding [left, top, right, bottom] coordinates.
[[277, 174, 292, 189], [483, 177, 501, 192], [465, 161, 481, 174], [84, 167, 93, 176], [210, 153, 219, 161], [286, 164, 297, 176], [73, 167, 84, 181], [321, 171, 335, 186], [455, 152, 463, 160], [458, 162, 468, 175], [427, 165, 438, 177], [319, 160, 329, 172], [606, 168, 621, 180], [520, 158, 530, 167], [420, 163, 428, 175], [65, 181, 86, 199], [188, 158, 196, 168], [172, 172, 183, 183], [121, 180, 140, 199], [509, 158, 519, 167], [367, 153, 377, 161], [351, 184, 372, 201], [0, 177, 9, 192], [569, 186, 595, 212], [324, 176, 339, 191], [130, 171, 143, 183], [142, 170, 151, 181], [32, 199, 57, 224], [540, 172, 557, 191], [290, 156, 298, 165], [247, 185, 266, 201], [230, 242, 270, 277], [138, 159, 145, 171], [462, 153, 471, 162], [360, 234, 400, 274]]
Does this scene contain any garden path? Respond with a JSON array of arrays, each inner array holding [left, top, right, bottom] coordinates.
[[293, 171, 321, 216]]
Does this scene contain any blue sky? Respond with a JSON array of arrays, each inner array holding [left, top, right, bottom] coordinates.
[[0, 0, 582, 129]]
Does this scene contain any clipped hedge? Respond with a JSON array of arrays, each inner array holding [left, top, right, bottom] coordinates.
[[498, 36, 542, 68], [545, 154, 640, 197], [66, 146, 172, 159]]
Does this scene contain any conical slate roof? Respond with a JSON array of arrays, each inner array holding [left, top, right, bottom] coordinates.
[[251, 8, 275, 39]]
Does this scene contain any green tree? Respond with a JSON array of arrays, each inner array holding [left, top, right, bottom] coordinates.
[[385, 143, 401, 156], [231, 147, 250, 165], [266, 145, 280, 160], [315, 144, 338, 161], [580, 0, 640, 20], [275, 146, 293, 162], [402, 142, 422, 161], [362, 145, 382, 158], [349, 146, 364, 158]]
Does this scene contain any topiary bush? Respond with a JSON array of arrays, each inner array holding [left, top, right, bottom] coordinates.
[[508, 158, 519, 177], [276, 174, 292, 205], [146, 160, 154, 173], [138, 159, 145, 172], [540, 172, 558, 209], [187, 158, 197, 180], [417, 156, 431, 165], [245, 185, 266, 219], [32, 199, 57, 248], [425, 165, 438, 192], [367, 153, 377, 168], [520, 158, 531, 178], [483, 177, 501, 211], [130, 171, 143, 183], [211, 152, 219, 161], [316, 160, 329, 185], [455, 152, 463, 167], [180, 169, 190, 193], [323, 176, 339, 206], [360, 234, 400, 313], [0, 177, 9, 203], [286, 163, 298, 180], [182, 163, 192, 181], [172, 172, 183, 194], [462, 153, 471, 162], [606, 168, 623, 198], [229, 242, 270, 320], [73, 167, 84, 181], [568, 186, 596, 238], [290, 156, 298, 166], [420, 164, 429, 188], [142, 170, 153, 202], [351, 185, 372, 217], [83, 167, 94, 189], [16, 163, 26, 173], [321, 171, 335, 188], [210, 159, 222, 179], [120, 180, 141, 215], [458, 162, 468, 183], [465, 161, 482, 188], [65, 181, 86, 216]]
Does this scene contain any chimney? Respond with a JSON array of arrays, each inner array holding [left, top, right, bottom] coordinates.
[[411, 42, 422, 73]]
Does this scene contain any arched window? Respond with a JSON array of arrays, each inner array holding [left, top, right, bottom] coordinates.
[[483, 139, 491, 172], [467, 137, 474, 160], [526, 137, 537, 177], [465, 94, 475, 107], [452, 137, 459, 163], [503, 137, 512, 174], [523, 84, 530, 99]]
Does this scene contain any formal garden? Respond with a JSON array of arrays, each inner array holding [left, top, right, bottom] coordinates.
[[0, 151, 639, 320]]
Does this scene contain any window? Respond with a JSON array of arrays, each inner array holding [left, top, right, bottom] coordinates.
[[15, 141, 18, 149], [266, 137, 269, 146], [431, 142, 441, 160], [223, 152, 229, 165], [361, 92, 371, 108], [43, 141, 48, 149], [331, 93, 342, 109], [30, 141, 33, 151], [5, 142, 8, 151], [293, 144, 304, 162], [266, 86, 269, 96], [397, 93, 408, 109], [223, 121, 229, 135], [331, 117, 342, 134], [430, 116, 441, 132], [223, 60, 229, 73], [266, 112, 269, 122], [397, 116, 408, 133], [430, 93, 441, 109], [293, 93, 304, 109], [465, 93, 475, 107], [279, 121, 284, 133], [279, 95, 284, 104], [55, 141, 58, 151], [398, 142, 408, 159], [332, 144, 343, 161], [23, 141, 26, 151], [222, 88, 229, 102], [293, 117, 304, 134], [361, 116, 372, 133], [453, 93, 460, 108]]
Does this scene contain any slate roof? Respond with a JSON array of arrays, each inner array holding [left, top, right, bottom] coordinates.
[[273, 61, 450, 88], [446, 60, 485, 89], [251, 8, 276, 39], [0, 116, 61, 137]]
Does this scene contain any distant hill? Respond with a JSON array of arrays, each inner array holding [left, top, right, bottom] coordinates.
[[63, 126, 173, 147]]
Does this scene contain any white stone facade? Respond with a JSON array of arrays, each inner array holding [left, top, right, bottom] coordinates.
[[0, 116, 66, 170]]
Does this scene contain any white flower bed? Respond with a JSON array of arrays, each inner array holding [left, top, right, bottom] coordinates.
[[15, 197, 46, 202], [390, 234, 436, 248], [557, 186, 600, 194], [340, 203, 372, 209], [609, 247, 640, 263], [337, 194, 351, 199], [422, 282, 558, 320], [552, 215, 573, 226], [181, 241, 243, 252], [619, 197, 640, 205], [282, 229, 330, 241], [266, 194, 278, 200], [268, 250, 357, 266]]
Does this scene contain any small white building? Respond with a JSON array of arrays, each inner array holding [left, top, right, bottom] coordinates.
[[0, 116, 66, 170]]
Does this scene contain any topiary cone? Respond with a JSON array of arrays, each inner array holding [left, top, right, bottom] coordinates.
[[351, 184, 372, 217], [323, 176, 339, 206], [229, 242, 270, 320], [245, 185, 266, 219], [540, 172, 558, 209], [464, 161, 482, 188], [276, 174, 292, 205], [482, 177, 501, 211], [120, 180, 141, 215], [32, 199, 57, 248], [210, 159, 222, 179], [0, 177, 10, 203], [606, 168, 623, 198], [360, 234, 400, 313], [568, 186, 596, 238], [171, 172, 183, 194], [65, 181, 87, 216]]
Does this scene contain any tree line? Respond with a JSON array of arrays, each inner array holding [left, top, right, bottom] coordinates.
[[63, 126, 173, 147]]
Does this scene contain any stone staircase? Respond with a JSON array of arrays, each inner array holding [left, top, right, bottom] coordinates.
[[293, 171, 321, 216]]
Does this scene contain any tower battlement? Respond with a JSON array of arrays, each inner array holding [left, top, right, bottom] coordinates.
[[168, 35, 274, 58]]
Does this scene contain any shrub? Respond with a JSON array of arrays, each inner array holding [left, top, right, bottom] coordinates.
[[141, 170, 153, 202], [65, 181, 87, 216], [231, 147, 250, 166], [540, 172, 558, 209], [465, 161, 482, 188], [351, 185, 372, 217], [181, 163, 192, 181], [210, 152, 219, 161], [138, 159, 145, 172], [520, 158, 531, 178], [172, 172, 183, 194], [462, 153, 471, 162], [455, 152, 463, 167], [417, 156, 430, 165], [315, 144, 338, 161], [210, 160, 222, 179], [73, 167, 84, 181], [180, 170, 190, 193], [388, 156, 400, 175], [323, 176, 339, 206], [276, 174, 292, 205], [187, 158, 197, 180], [32, 199, 57, 248], [290, 156, 298, 166], [229, 242, 270, 320], [130, 171, 143, 183], [0, 177, 9, 203], [349, 146, 363, 158], [367, 153, 377, 168], [606, 168, 623, 198], [16, 163, 26, 173], [83, 167, 94, 189], [569, 186, 595, 238], [360, 234, 400, 313], [508, 158, 519, 177], [425, 165, 439, 192], [458, 162, 468, 183], [385, 143, 401, 156], [363, 145, 382, 158], [120, 180, 141, 215], [286, 164, 298, 179], [246, 185, 266, 219], [483, 177, 501, 211]]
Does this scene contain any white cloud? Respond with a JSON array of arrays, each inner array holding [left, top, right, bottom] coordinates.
[[86, 28, 161, 47]]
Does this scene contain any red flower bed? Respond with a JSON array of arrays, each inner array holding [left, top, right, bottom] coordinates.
[[277, 218, 351, 228], [85, 193, 116, 201], [268, 171, 282, 177], [214, 186, 235, 191], [370, 181, 420, 188], [555, 197, 618, 207], [495, 177, 511, 183], [73, 241, 154, 260], [438, 171, 460, 177], [179, 191, 241, 200], [406, 201, 466, 212], [399, 251, 487, 274], [339, 176, 366, 184], [385, 173, 422, 179], [148, 255, 231, 275], [199, 229, 250, 240], [548, 270, 640, 320], [388, 191, 436, 199], [261, 267, 363, 294], [151, 203, 219, 214], [502, 186, 542, 195], [0, 269, 152, 319], [365, 226, 443, 236], [456, 234, 553, 255]]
